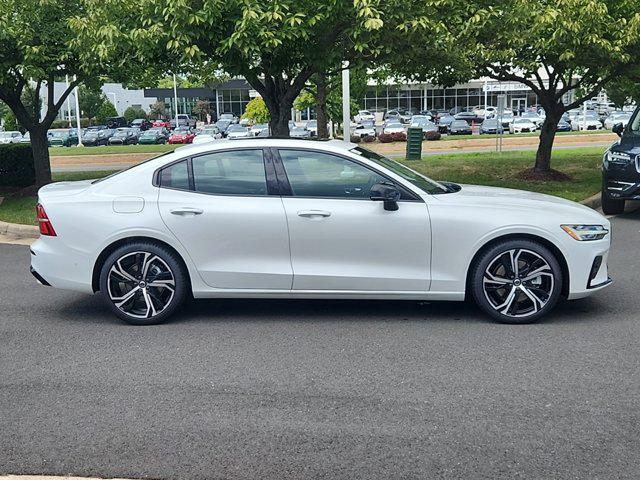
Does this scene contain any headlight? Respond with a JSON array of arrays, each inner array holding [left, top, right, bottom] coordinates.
[[561, 225, 609, 241]]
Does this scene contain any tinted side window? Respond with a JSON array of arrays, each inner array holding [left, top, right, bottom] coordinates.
[[192, 149, 267, 196], [279, 149, 387, 199], [160, 160, 189, 190]]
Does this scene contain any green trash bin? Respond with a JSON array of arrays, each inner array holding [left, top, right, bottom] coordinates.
[[405, 127, 423, 161]]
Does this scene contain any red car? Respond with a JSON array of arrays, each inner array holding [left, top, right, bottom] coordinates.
[[168, 127, 195, 144], [152, 119, 171, 128]]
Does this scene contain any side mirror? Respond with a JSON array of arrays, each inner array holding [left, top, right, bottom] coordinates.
[[612, 122, 624, 137], [370, 182, 401, 211]]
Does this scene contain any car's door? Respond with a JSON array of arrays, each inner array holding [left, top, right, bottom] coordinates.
[[275, 148, 431, 292], [157, 148, 292, 290]]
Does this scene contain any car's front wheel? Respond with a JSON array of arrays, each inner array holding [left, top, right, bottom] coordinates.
[[601, 189, 625, 215], [470, 240, 563, 324], [99, 242, 187, 325]]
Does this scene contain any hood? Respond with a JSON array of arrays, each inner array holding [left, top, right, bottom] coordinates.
[[439, 184, 606, 222], [38, 180, 94, 199]]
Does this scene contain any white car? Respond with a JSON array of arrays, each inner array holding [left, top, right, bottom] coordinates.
[[382, 122, 405, 134], [603, 113, 631, 130], [0, 131, 23, 144], [353, 123, 376, 138], [571, 116, 603, 131], [509, 118, 537, 134], [225, 125, 252, 139], [31, 139, 611, 326], [192, 126, 222, 144], [354, 110, 375, 123]]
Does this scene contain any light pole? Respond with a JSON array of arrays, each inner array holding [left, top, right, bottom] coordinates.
[[173, 73, 179, 126], [342, 62, 350, 144], [65, 75, 73, 126], [73, 76, 83, 146]]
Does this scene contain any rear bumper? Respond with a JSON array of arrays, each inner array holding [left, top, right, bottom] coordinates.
[[30, 237, 94, 294]]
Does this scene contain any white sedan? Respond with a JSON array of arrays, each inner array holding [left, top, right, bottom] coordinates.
[[509, 118, 537, 134], [31, 139, 611, 325], [0, 131, 23, 144], [571, 116, 603, 131]]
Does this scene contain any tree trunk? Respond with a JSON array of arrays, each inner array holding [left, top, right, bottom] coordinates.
[[315, 73, 329, 139], [534, 110, 562, 172], [30, 127, 52, 187], [267, 101, 292, 138]]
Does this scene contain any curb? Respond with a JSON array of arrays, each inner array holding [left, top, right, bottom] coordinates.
[[0, 220, 39, 239], [580, 192, 602, 210]]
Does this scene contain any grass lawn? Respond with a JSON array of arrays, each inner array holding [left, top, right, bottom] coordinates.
[[0, 171, 117, 226], [1, 147, 603, 226], [48, 144, 177, 156], [399, 147, 603, 202]]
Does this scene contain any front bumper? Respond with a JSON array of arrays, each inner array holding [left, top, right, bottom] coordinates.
[[603, 156, 640, 200], [566, 238, 612, 300]]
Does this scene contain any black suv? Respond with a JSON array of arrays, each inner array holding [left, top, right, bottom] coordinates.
[[602, 107, 640, 214]]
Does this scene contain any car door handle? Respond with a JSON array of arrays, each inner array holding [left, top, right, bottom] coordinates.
[[170, 207, 204, 216], [297, 210, 331, 218]]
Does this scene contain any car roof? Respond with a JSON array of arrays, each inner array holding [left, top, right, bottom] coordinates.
[[173, 138, 357, 156]]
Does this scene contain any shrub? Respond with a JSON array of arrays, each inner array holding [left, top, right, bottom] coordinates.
[[124, 106, 148, 124], [378, 133, 393, 143], [51, 119, 72, 129], [391, 132, 407, 142], [349, 135, 362, 143], [424, 130, 442, 141], [0, 144, 35, 188]]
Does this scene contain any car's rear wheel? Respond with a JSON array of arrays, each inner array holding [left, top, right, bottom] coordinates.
[[470, 239, 563, 324], [99, 242, 187, 325], [601, 189, 625, 215]]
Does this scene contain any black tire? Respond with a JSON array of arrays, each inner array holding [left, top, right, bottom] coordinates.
[[99, 241, 188, 325], [470, 239, 563, 324], [601, 189, 625, 215]]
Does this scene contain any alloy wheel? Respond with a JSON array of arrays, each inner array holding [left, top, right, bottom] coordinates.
[[482, 249, 554, 318], [107, 251, 176, 319]]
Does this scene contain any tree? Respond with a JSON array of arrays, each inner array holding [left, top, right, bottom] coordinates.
[[76, 0, 391, 137], [78, 86, 107, 125], [123, 106, 148, 124], [95, 101, 118, 124], [0, 0, 107, 186], [242, 97, 270, 124], [148, 101, 167, 120], [410, 0, 640, 175], [606, 70, 640, 107], [191, 100, 211, 121]]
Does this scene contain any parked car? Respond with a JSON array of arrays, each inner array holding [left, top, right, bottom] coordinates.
[[289, 126, 312, 138], [108, 128, 139, 146], [130, 118, 151, 131], [138, 129, 167, 144], [384, 109, 413, 124], [497, 111, 515, 127], [601, 106, 640, 214], [170, 114, 197, 129], [571, 116, 603, 131], [105, 116, 127, 129], [226, 125, 252, 139], [152, 119, 171, 128], [382, 121, 405, 135], [216, 119, 232, 136], [354, 110, 376, 123], [454, 111, 482, 124], [437, 113, 456, 133], [417, 110, 433, 121], [48, 129, 78, 147], [193, 126, 222, 144], [604, 112, 631, 130], [168, 127, 195, 144], [250, 124, 269, 137], [410, 117, 438, 137], [305, 120, 318, 137], [449, 120, 472, 135], [556, 119, 572, 132], [520, 112, 543, 127], [509, 118, 537, 134], [31, 139, 612, 326], [82, 128, 111, 146], [353, 122, 376, 138], [218, 113, 237, 123], [0, 131, 23, 144], [479, 119, 504, 135], [19, 132, 30, 143]]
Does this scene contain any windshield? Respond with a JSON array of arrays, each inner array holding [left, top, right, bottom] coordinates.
[[351, 147, 449, 195]]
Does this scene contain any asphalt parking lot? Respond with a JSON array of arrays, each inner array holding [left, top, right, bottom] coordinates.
[[1, 208, 639, 480]]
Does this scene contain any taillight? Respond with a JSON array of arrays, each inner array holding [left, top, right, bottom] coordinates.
[[36, 203, 57, 236]]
